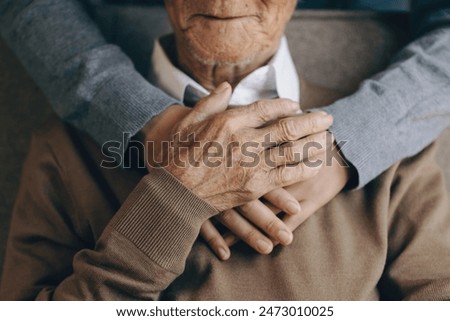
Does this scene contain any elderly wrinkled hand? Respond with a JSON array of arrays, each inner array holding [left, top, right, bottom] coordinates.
[[160, 82, 333, 213]]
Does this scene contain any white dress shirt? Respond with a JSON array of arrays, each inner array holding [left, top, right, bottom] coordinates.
[[151, 36, 300, 107]]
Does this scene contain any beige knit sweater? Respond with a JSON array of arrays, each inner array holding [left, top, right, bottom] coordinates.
[[1, 80, 450, 300], [0, 116, 449, 300]]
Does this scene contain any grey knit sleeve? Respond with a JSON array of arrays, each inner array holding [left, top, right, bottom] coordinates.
[[0, 0, 179, 147], [318, 3, 450, 188]]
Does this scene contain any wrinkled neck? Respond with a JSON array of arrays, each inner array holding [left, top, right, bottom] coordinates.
[[173, 37, 274, 91]]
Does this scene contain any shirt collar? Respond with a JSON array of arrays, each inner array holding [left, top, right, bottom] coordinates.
[[151, 35, 300, 106]]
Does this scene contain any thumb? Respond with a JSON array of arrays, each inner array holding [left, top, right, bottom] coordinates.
[[181, 82, 232, 126]]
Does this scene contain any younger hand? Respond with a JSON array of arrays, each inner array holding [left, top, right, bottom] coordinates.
[[201, 139, 351, 259]]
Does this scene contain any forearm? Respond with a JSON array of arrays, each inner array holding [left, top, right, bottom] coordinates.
[[320, 25, 450, 188], [37, 169, 217, 300], [0, 0, 178, 146], [0, 126, 218, 300]]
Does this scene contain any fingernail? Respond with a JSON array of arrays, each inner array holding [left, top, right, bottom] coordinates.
[[214, 82, 230, 94], [256, 239, 273, 254], [218, 247, 230, 261], [277, 230, 293, 245], [286, 201, 301, 215]]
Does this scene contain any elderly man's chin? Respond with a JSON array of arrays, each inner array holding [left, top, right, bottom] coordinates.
[[182, 18, 278, 66]]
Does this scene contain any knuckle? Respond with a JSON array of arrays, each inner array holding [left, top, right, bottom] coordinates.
[[254, 101, 271, 123], [206, 235, 222, 248], [307, 116, 319, 133], [279, 166, 298, 185], [244, 228, 259, 244], [282, 168, 294, 184], [278, 119, 297, 141], [218, 210, 234, 224], [283, 143, 296, 163], [276, 167, 287, 185], [264, 218, 279, 235]]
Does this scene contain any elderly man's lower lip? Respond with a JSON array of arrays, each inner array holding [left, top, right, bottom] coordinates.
[[195, 15, 253, 21]]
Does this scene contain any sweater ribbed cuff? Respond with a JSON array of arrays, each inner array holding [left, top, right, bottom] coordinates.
[[111, 168, 218, 273]]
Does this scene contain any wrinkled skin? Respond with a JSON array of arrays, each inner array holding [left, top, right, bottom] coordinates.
[[162, 84, 333, 212], [164, 0, 297, 89]]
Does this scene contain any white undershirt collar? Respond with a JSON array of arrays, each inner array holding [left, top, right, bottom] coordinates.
[[151, 35, 300, 107]]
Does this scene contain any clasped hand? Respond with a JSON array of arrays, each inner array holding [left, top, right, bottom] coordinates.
[[141, 82, 348, 260]]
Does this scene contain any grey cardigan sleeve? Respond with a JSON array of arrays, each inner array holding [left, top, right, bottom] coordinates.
[[0, 0, 178, 147], [320, 0, 450, 188]]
